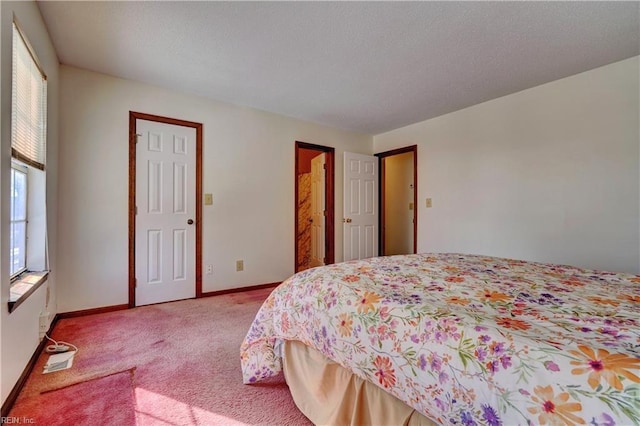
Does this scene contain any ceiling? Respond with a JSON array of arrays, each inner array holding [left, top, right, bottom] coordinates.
[[37, 1, 639, 135]]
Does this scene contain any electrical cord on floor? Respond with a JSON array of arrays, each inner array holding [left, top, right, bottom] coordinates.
[[44, 333, 79, 356]]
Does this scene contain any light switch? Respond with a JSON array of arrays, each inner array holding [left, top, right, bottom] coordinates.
[[426, 198, 432, 208], [204, 193, 213, 205]]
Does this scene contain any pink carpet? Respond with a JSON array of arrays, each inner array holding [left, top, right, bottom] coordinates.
[[10, 370, 136, 425], [10, 287, 312, 425]]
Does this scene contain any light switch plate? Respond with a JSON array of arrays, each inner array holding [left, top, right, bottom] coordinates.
[[204, 193, 213, 205], [426, 198, 432, 208]]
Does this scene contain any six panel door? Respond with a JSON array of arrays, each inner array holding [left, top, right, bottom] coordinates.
[[135, 119, 196, 306], [343, 152, 378, 261]]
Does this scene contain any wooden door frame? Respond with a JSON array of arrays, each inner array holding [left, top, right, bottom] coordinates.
[[128, 111, 203, 308], [294, 141, 335, 272], [375, 145, 418, 255]]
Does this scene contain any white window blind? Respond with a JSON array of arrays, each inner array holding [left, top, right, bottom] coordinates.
[[11, 22, 47, 170]]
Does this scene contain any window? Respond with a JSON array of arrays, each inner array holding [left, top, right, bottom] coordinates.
[[12, 21, 47, 170], [10, 163, 28, 277], [8, 21, 48, 311]]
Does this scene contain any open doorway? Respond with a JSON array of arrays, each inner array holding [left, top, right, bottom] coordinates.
[[376, 145, 417, 256], [295, 142, 335, 272]]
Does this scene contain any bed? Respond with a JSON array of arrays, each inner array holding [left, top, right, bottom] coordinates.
[[240, 253, 640, 425]]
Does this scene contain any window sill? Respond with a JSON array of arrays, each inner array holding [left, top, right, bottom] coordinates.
[[8, 271, 49, 313]]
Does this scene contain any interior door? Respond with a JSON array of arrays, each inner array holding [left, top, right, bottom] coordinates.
[[310, 153, 326, 267], [135, 119, 196, 306], [343, 152, 378, 261]]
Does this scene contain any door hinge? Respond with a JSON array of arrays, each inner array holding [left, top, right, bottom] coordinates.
[[135, 205, 138, 215], [323, 163, 327, 170], [134, 278, 137, 288], [135, 133, 142, 143]]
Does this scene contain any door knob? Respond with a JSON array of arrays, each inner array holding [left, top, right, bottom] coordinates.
[[187, 219, 194, 225], [343, 218, 352, 223]]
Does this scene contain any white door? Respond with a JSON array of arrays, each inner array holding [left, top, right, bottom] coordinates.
[[343, 152, 378, 261], [136, 119, 196, 306], [310, 153, 326, 267]]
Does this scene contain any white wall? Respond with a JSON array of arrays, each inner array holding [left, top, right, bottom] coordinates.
[[375, 57, 640, 274], [1, 1, 59, 405], [57, 65, 372, 312]]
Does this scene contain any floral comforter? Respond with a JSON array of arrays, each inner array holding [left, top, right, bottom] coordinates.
[[240, 253, 640, 425]]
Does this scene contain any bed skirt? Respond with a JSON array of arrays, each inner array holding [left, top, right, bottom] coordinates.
[[282, 340, 437, 426]]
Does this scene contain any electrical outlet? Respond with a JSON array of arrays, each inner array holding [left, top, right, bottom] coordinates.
[[236, 260, 244, 272], [206, 264, 213, 275], [39, 311, 50, 337]]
